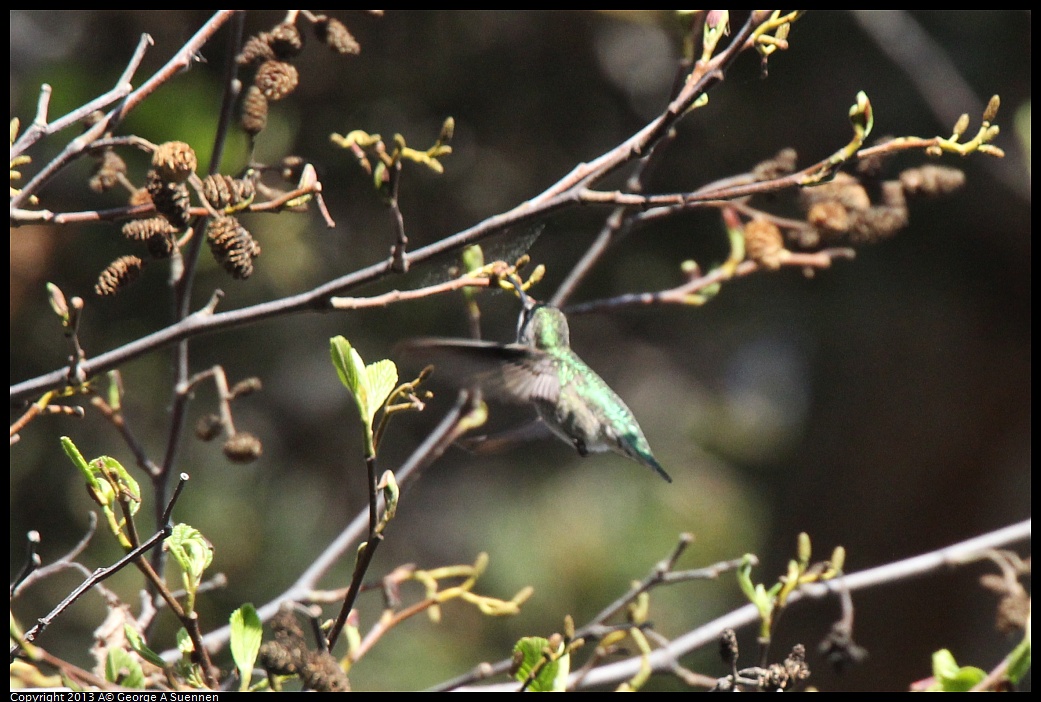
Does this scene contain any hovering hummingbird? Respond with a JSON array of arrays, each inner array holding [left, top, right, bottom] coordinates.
[[400, 302, 672, 482]]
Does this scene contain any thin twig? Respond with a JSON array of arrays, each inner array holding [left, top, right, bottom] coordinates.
[[11, 13, 779, 404], [428, 537, 749, 692], [13, 526, 170, 659], [457, 519, 1031, 691], [563, 248, 856, 316], [159, 392, 479, 662], [325, 454, 383, 651], [11, 12, 239, 211], [10, 33, 151, 158], [91, 395, 162, 478]]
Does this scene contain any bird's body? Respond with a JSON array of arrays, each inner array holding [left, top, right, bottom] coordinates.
[[401, 305, 671, 482]]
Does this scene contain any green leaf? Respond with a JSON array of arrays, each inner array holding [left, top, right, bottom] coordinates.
[[930, 649, 987, 692], [176, 627, 194, 655], [376, 470, 400, 534], [105, 647, 145, 689], [165, 523, 213, 612], [1005, 626, 1031, 684], [61, 436, 99, 491], [330, 336, 373, 420], [330, 336, 399, 456], [365, 359, 398, 424], [462, 244, 484, 273], [173, 627, 207, 688], [330, 336, 363, 395], [849, 91, 874, 140], [166, 524, 214, 579], [737, 554, 757, 602], [124, 625, 167, 669], [230, 603, 263, 691], [106, 370, 122, 411], [98, 456, 141, 515], [513, 636, 567, 692], [61, 438, 142, 516], [46, 282, 69, 322]]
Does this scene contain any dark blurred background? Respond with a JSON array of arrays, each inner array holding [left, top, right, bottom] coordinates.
[[10, 11, 1030, 691]]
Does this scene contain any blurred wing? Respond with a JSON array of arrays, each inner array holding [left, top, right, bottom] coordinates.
[[456, 419, 555, 455], [398, 338, 561, 404]]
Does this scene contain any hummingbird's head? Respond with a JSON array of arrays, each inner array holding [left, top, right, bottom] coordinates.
[[517, 304, 570, 350]]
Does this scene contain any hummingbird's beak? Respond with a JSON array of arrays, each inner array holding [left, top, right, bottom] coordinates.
[[509, 275, 538, 340]]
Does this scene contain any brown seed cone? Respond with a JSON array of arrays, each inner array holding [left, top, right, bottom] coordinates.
[[89, 150, 127, 193], [849, 205, 909, 245], [268, 23, 304, 59], [237, 33, 276, 66], [255, 60, 299, 101], [95, 255, 145, 296], [207, 215, 262, 279], [240, 85, 269, 136], [223, 432, 263, 463], [151, 141, 197, 183], [201, 174, 256, 212], [195, 413, 224, 442], [807, 201, 852, 238], [314, 16, 360, 55], [122, 216, 178, 242], [146, 231, 178, 259], [299, 651, 351, 692], [145, 170, 192, 228], [744, 218, 788, 269], [899, 165, 966, 197], [799, 172, 871, 213], [128, 187, 152, 207]]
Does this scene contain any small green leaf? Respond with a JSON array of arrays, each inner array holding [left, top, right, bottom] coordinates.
[[513, 636, 567, 692], [1005, 628, 1031, 684], [46, 282, 69, 322], [1003, 624, 1028, 679], [462, 244, 484, 274], [124, 625, 167, 669], [173, 627, 208, 688], [176, 627, 194, 655], [331, 336, 376, 420], [365, 359, 398, 423], [105, 647, 145, 689], [230, 604, 263, 691], [737, 554, 757, 602], [551, 651, 570, 691], [345, 619, 362, 661], [830, 545, 846, 573], [330, 336, 361, 393], [849, 91, 874, 140], [61, 436, 98, 489], [331, 336, 400, 456], [377, 470, 400, 533], [930, 649, 987, 692], [165, 523, 213, 612], [166, 524, 214, 578], [106, 371, 122, 411], [98, 456, 141, 515]]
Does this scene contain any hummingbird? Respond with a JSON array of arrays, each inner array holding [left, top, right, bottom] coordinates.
[[400, 302, 672, 482]]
